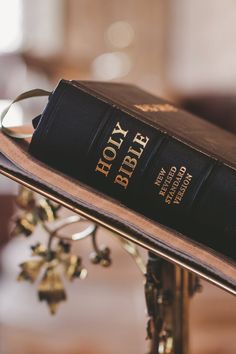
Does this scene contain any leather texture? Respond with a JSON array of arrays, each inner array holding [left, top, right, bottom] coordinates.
[[0, 128, 235, 294], [75, 81, 236, 168], [28, 80, 236, 261]]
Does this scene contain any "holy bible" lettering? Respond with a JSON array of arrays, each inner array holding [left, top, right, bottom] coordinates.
[[95, 121, 149, 189]]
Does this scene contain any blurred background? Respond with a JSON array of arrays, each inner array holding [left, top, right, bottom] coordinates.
[[0, 1, 236, 353]]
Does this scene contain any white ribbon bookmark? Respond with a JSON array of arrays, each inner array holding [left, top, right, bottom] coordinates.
[[0, 89, 51, 139]]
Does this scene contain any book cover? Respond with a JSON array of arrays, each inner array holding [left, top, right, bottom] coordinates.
[[29, 80, 236, 262]]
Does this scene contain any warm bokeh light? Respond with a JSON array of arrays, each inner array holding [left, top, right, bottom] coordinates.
[[92, 52, 132, 80], [105, 21, 135, 49]]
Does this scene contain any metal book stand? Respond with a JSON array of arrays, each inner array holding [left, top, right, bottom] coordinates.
[[7, 185, 201, 354], [145, 253, 200, 354]]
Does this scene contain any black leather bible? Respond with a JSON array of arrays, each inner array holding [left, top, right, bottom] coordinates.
[[0, 80, 236, 294], [29, 80, 236, 262]]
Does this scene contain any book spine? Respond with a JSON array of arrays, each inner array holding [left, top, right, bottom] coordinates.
[[30, 81, 236, 260], [84, 102, 236, 260]]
